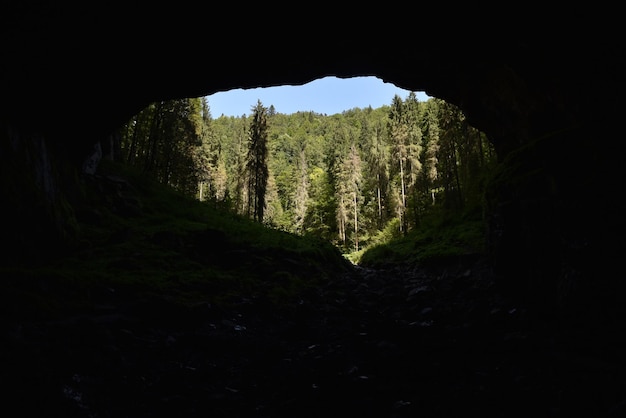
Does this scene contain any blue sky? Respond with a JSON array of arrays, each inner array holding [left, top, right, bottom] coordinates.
[[205, 76, 430, 118]]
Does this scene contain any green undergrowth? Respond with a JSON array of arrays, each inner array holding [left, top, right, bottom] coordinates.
[[2, 160, 352, 320], [355, 210, 488, 269]]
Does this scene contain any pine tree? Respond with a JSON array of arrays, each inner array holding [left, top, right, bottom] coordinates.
[[346, 143, 363, 251], [119, 98, 203, 197], [388, 94, 409, 233], [293, 147, 309, 234], [364, 117, 390, 229], [332, 128, 350, 247], [195, 97, 214, 202], [246, 100, 270, 223], [232, 116, 249, 215], [404, 92, 424, 229], [263, 171, 284, 227], [303, 166, 334, 240], [434, 98, 462, 213], [424, 103, 440, 206]]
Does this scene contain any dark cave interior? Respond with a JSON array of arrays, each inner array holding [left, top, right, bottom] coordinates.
[[2, 4, 626, 417]]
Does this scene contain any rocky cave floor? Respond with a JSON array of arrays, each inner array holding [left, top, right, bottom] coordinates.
[[4, 259, 626, 418]]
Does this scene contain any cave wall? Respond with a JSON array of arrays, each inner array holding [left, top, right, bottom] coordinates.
[[2, 5, 625, 322]]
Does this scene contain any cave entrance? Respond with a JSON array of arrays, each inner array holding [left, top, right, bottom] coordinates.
[[114, 76, 494, 268]]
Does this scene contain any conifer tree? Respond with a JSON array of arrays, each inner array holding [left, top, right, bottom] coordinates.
[[415, 99, 440, 217], [263, 171, 284, 227], [434, 98, 462, 213], [404, 91, 424, 229], [303, 166, 334, 240], [195, 97, 214, 202], [293, 147, 309, 234], [346, 143, 363, 251], [331, 125, 353, 247], [246, 100, 270, 223], [120, 98, 202, 197], [387, 94, 409, 233], [160, 97, 203, 196], [231, 116, 249, 215], [364, 117, 390, 229]]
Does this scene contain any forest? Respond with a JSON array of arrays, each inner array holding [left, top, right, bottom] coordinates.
[[117, 92, 497, 262]]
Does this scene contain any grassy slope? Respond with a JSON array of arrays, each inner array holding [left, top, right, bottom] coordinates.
[[2, 160, 353, 321], [2, 159, 488, 322], [356, 210, 489, 269]]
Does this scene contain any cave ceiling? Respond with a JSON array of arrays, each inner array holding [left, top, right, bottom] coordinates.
[[1, 4, 624, 158]]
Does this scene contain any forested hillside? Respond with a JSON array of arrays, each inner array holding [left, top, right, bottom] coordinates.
[[117, 93, 496, 264]]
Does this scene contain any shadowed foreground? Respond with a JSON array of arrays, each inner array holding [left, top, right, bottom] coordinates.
[[5, 255, 625, 418]]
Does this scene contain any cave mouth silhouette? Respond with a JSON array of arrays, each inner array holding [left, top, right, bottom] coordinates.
[[2, 6, 626, 415]]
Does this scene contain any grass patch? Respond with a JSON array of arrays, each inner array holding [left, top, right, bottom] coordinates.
[[356, 211, 487, 268], [3, 160, 352, 320]]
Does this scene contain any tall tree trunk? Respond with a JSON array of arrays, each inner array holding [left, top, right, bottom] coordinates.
[[338, 195, 346, 246], [377, 181, 382, 227], [126, 115, 139, 165], [399, 158, 407, 234], [353, 192, 359, 252]]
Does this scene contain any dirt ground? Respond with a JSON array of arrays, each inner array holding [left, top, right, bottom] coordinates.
[[3, 259, 625, 417]]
